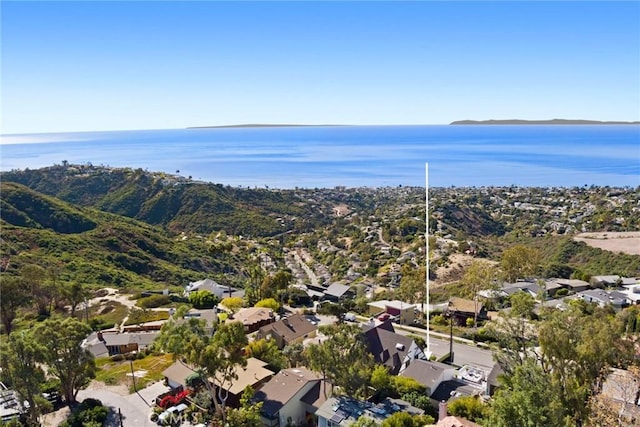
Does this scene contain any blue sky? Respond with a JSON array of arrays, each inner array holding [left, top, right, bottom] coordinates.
[[2, 1, 639, 134]]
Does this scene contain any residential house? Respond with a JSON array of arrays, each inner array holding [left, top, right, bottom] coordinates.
[[367, 300, 416, 325], [591, 275, 622, 288], [577, 289, 630, 311], [256, 313, 317, 350], [163, 360, 197, 390], [177, 308, 218, 335], [163, 358, 274, 408], [91, 331, 159, 356], [362, 321, 427, 375], [446, 298, 487, 326], [316, 396, 423, 427], [213, 357, 275, 408], [401, 359, 456, 396], [233, 307, 275, 333], [552, 278, 591, 293], [501, 281, 542, 300], [426, 401, 483, 427], [253, 366, 330, 427], [322, 283, 354, 302], [185, 278, 244, 299]]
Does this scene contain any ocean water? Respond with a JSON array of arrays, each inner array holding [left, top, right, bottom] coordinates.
[[1, 125, 639, 188]]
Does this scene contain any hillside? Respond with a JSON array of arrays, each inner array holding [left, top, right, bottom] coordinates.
[[1, 164, 327, 237], [450, 119, 640, 125], [0, 182, 228, 289]]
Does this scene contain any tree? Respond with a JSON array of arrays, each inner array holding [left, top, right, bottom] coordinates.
[[305, 323, 374, 399], [448, 396, 487, 423], [62, 281, 87, 317], [255, 298, 280, 312], [0, 331, 48, 425], [156, 319, 248, 423], [220, 296, 244, 313], [488, 358, 567, 427], [225, 386, 263, 427], [245, 339, 286, 371], [260, 269, 292, 300], [0, 275, 31, 335], [501, 245, 541, 282], [189, 290, 220, 309], [509, 292, 536, 319], [381, 411, 434, 427], [33, 317, 95, 405], [22, 264, 55, 316], [397, 265, 426, 308], [282, 342, 305, 368], [461, 260, 500, 326], [401, 392, 432, 412]]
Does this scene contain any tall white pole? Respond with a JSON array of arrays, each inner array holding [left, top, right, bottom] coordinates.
[[425, 163, 431, 358]]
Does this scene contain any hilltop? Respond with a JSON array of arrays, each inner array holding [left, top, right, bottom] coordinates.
[[450, 119, 640, 125]]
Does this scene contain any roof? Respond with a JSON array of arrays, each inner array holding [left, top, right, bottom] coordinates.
[[162, 360, 197, 388], [401, 359, 454, 390], [234, 307, 274, 326], [259, 313, 317, 343], [214, 357, 274, 395], [436, 416, 483, 427], [315, 396, 423, 425], [128, 332, 159, 346], [487, 363, 504, 387], [579, 289, 629, 305], [101, 333, 132, 346], [448, 297, 483, 315], [591, 275, 621, 284], [299, 380, 331, 408], [254, 367, 321, 417], [430, 380, 479, 402], [364, 323, 423, 374], [186, 278, 243, 298], [324, 283, 352, 298], [554, 278, 591, 289], [368, 300, 416, 311]]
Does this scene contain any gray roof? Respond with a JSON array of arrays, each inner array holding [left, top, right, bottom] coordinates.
[[363, 323, 425, 375], [254, 367, 320, 417], [401, 359, 454, 391], [324, 283, 352, 298], [430, 380, 479, 402], [315, 396, 423, 425]]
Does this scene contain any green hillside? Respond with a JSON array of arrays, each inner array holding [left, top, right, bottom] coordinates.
[[1, 165, 325, 237], [0, 182, 229, 290]]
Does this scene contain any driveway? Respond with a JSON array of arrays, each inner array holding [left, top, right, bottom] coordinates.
[[77, 381, 169, 427]]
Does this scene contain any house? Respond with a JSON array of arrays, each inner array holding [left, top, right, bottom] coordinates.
[[253, 366, 330, 427], [367, 300, 416, 325], [82, 332, 109, 358], [446, 298, 487, 326], [591, 275, 622, 288], [501, 281, 541, 300], [552, 278, 591, 293], [315, 396, 423, 426], [577, 289, 630, 311], [177, 308, 218, 335], [185, 278, 244, 299], [486, 363, 504, 396], [233, 307, 275, 333], [256, 313, 317, 349], [430, 380, 481, 405], [322, 283, 354, 302], [401, 359, 456, 396], [93, 331, 159, 356], [163, 360, 197, 390], [212, 357, 275, 408], [362, 321, 427, 375]]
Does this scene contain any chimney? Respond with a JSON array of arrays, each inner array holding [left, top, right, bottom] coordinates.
[[97, 331, 105, 343], [438, 401, 448, 422]]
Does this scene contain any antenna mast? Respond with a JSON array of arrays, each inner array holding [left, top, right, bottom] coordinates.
[[425, 162, 431, 358]]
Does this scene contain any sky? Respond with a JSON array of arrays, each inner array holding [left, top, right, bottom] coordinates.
[[1, 1, 639, 134]]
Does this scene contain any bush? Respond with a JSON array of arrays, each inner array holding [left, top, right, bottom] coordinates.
[[189, 290, 219, 309], [61, 398, 108, 427], [137, 294, 170, 308], [110, 354, 125, 362], [556, 288, 569, 297]]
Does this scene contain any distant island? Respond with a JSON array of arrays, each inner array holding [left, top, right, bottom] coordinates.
[[450, 119, 640, 125]]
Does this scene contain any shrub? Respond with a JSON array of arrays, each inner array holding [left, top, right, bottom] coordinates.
[[159, 389, 191, 409], [110, 354, 125, 362], [61, 398, 108, 427], [189, 290, 219, 309], [137, 294, 170, 308]]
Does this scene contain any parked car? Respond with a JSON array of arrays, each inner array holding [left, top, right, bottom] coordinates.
[[344, 313, 357, 322], [377, 313, 390, 321]]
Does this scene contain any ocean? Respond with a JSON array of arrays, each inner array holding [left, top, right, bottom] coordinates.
[[1, 125, 638, 188]]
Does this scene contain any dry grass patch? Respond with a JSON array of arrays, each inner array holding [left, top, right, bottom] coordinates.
[[95, 353, 175, 392]]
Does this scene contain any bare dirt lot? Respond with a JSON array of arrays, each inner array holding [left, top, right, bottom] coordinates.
[[573, 231, 640, 256]]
